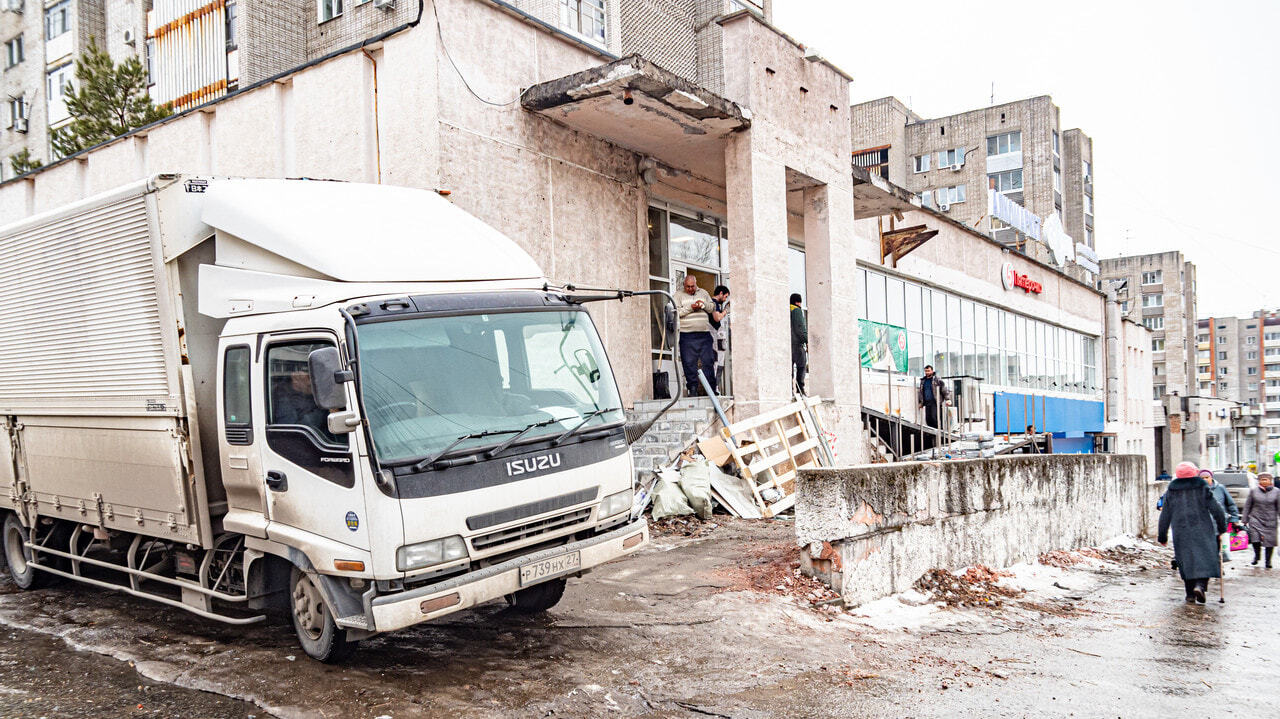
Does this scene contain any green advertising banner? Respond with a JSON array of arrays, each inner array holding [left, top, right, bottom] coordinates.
[[859, 319, 908, 372]]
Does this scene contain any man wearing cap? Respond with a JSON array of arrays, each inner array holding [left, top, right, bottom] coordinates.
[[1158, 462, 1228, 603]]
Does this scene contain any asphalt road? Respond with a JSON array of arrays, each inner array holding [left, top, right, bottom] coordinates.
[[0, 521, 1276, 718]]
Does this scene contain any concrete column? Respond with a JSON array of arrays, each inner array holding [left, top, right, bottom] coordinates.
[[802, 183, 864, 463], [724, 131, 790, 418]]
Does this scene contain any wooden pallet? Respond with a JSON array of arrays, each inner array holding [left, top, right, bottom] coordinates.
[[720, 398, 828, 518]]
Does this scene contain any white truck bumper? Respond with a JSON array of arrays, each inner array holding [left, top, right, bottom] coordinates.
[[369, 519, 648, 633]]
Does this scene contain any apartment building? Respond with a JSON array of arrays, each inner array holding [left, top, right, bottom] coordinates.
[[1098, 251, 1198, 400], [850, 96, 1096, 264], [1195, 310, 1280, 471]]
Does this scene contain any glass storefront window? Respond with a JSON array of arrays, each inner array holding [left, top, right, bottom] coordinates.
[[865, 272, 887, 323], [886, 278, 905, 327]]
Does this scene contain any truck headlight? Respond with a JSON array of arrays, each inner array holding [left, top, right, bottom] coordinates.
[[599, 489, 633, 519], [397, 535, 468, 571]]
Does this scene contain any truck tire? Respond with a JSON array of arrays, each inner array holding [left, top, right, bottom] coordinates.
[[508, 577, 567, 613], [289, 567, 357, 663], [2, 514, 49, 590]]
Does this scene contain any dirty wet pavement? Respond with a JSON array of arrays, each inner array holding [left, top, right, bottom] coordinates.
[[0, 520, 1277, 718]]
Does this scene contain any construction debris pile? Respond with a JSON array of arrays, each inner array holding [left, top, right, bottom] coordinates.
[[635, 395, 838, 522], [714, 541, 842, 610], [913, 566, 1024, 608]]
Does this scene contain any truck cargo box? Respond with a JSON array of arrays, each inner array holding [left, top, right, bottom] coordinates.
[[0, 178, 221, 546]]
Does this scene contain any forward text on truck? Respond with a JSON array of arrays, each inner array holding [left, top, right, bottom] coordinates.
[[0, 175, 671, 661]]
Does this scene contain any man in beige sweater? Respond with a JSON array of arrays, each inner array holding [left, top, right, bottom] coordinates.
[[677, 275, 717, 396]]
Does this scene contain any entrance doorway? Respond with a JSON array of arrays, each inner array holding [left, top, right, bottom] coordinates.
[[647, 203, 731, 398]]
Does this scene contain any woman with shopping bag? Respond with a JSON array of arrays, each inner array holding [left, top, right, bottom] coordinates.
[[1243, 472, 1280, 568]]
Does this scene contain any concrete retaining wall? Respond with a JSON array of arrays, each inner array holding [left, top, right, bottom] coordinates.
[[795, 454, 1150, 607]]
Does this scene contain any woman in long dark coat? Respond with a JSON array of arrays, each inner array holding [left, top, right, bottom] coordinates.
[[1158, 462, 1228, 603], [1243, 472, 1279, 568]]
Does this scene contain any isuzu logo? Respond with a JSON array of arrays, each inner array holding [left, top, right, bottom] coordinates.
[[506, 452, 563, 477]]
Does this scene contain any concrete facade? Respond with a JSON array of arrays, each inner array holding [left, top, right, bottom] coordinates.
[[795, 454, 1150, 606], [849, 95, 1096, 258], [1099, 251, 1198, 404], [1111, 317, 1154, 467]]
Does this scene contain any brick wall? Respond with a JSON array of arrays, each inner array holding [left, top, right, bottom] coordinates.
[[308, 0, 420, 59], [241, 0, 308, 85], [620, 0, 696, 80]]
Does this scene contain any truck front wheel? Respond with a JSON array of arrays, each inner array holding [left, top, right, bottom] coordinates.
[[289, 568, 357, 663], [507, 577, 567, 613], [2, 514, 48, 590]]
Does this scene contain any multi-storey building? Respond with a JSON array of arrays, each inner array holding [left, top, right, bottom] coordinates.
[[4, 0, 773, 175], [1098, 251, 1198, 401], [850, 95, 1095, 259], [1195, 310, 1280, 471]]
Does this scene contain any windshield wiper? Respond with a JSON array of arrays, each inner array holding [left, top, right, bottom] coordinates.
[[552, 406, 623, 446], [484, 417, 565, 459], [411, 428, 521, 472]]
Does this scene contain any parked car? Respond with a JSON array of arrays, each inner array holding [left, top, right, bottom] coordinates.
[[1213, 470, 1257, 510]]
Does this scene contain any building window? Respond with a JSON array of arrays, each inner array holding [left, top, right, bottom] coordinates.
[[1084, 194, 1094, 217], [1247, 335, 1257, 345], [1247, 350, 1258, 360], [913, 154, 931, 173], [1248, 367, 1258, 375], [988, 169, 1022, 193], [45, 0, 70, 39], [145, 38, 155, 85], [1266, 331, 1280, 341], [920, 189, 933, 208], [1143, 316, 1164, 330], [4, 35, 22, 68], [7, 96, 27, 131], [986, 131, 1021, 156], [935, 185, 965, 206], [1249, 382, 1259, 391], [1269, 347, 1280, 358], [1152, 338, 1165, 352], [1218, 335, 1227, 345], [1218, 351, 1228, 360], [1142, 293, 1163, 308], [1052, 129, 1060, 156], [1219, 366, 1229, 376], [1154, 384, 1165, 400], [226, 0, 238, 49], [1153, 363, 1164, 376], [1220, 381, 1229, 392], [937, 148, 965, 169], [1053, 167, 1062, 194], [1085, 227, 1093, 245], [319, 0, 342, 22], [561, 0, 606, 43], [46, 62, 73, 125], [1141, 270, 1162, 285], [1082, 159, 1092, 182], [1121, 300, 1130, 313]]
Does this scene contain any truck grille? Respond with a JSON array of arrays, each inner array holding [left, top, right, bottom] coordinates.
[[470, 507, 593, 552]]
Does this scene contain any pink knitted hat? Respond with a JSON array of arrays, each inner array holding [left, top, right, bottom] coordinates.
[[1174, 461, 1199, 479]]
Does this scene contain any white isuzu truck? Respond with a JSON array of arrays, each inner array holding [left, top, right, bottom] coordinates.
[[0, 175, 671, 661]]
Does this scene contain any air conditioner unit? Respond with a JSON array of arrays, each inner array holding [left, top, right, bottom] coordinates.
[[952, 164, 963, 172], [938, 203, 950, 212], [373, 0, 396, 8], [13, 117, 27, 133], [123, 28, 135, 45]]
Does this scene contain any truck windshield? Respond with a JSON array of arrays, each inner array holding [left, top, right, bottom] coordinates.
[[356, 310, 625, 464]]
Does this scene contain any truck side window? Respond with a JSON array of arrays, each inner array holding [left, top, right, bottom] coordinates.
[[223, 345, 252, 445], [265, 341, 348, 449]]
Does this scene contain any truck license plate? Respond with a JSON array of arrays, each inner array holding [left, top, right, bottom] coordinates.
[[519, 551, 580, 586]]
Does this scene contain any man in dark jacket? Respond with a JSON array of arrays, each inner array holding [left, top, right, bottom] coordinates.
[[790, 293, 807, 394], [1159, 462, 1228, 603], [916, 365, 951, 430]]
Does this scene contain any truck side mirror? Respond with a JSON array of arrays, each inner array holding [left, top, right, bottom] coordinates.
[[307, 347, 349, 411]]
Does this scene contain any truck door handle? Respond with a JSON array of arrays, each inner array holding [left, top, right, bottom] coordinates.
[[266, 470, 288, 492]]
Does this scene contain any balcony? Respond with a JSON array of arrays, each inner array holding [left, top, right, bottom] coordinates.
[[1197, 372, 1212, 382], [1197, 341, 1210, 351]]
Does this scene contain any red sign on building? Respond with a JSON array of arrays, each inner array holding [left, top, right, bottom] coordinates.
[[1001, 261, 1043, 294]]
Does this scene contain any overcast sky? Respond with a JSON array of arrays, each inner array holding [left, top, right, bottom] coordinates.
[[773, 0, 1280, 318]]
